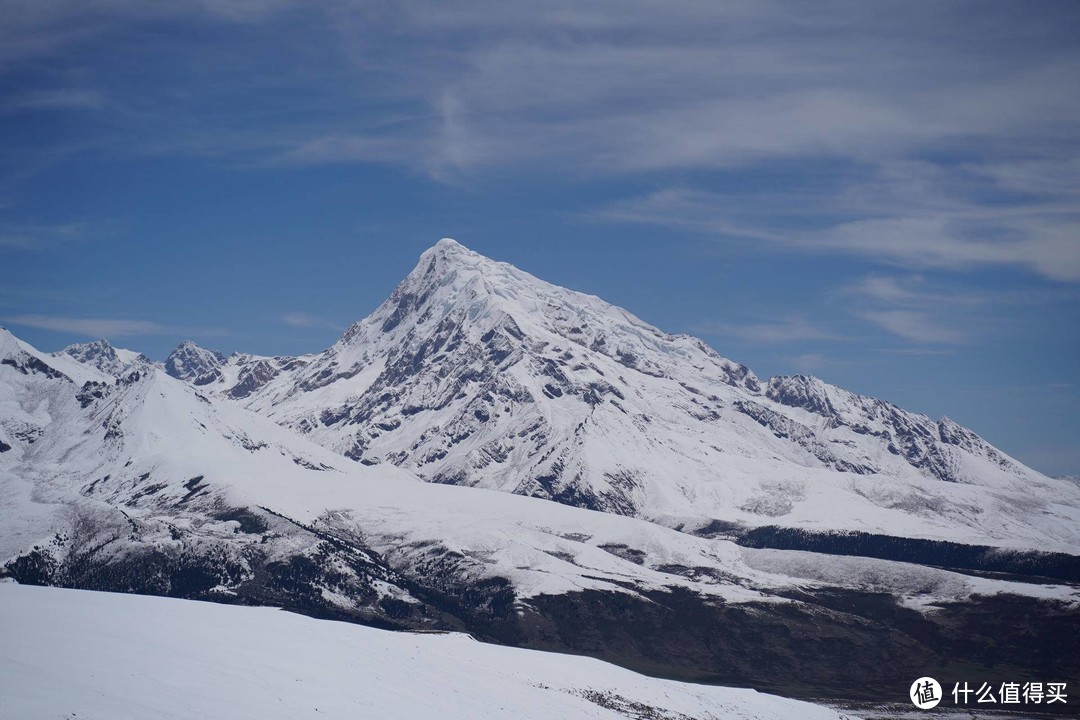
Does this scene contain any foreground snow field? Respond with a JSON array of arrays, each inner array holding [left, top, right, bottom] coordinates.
[[0, 583, 854, 720]]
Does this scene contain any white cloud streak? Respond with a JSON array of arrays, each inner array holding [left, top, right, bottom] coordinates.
[[788, 352, 849, 373], [3, 314, 227, 339], [596, 172, 1080, 281], [842, 275, 971, 345], [279, 312, 338, 329], [4, 89, 106, 111], [694, 317, 842, 344], [0, 223, 92, 249], [860, 310, 966, 345], [4, 314, 167, 337]]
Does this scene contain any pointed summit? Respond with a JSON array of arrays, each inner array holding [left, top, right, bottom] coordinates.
[[339, 237, 755, 391], [0, 326, 21, 356], [428, 237, 489, 259], [57, 339, 151, 376], [338, 238, 503, 343], [64, 338, 113, 352], [164, 341, 227, 384], [0, 327, 104, 383], [414, 237, 497, 278], [435, 237, 466, 252], [57, 339, 124, 375], [0, 326, 39, 367]]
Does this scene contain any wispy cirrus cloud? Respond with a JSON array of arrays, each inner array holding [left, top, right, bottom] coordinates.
[[818, 214, 1080, 282], [837, 272, 1075, 347], [842, 275, 973, 346], [872, 347, 955, 357], [0, 220, 123, 250], [0, 222, 86, 249], [279, 312, 339, 330], [2, 0, 1078, 292], [787, 352, 850, 373], [594, 173, 1080, 282], [3, 2, 1076, 291], [841, 274, 991, 310], [860, 310, 966, 345], [694, 317, 842, 344], [4, 314, 167, 337], [3, 1, 1078, 179], [3, 314, 226, 338], [4, 89, 106, 112]]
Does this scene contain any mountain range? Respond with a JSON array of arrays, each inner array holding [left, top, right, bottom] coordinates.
[[2, 239, 1077, 709], [162, 239, 1079, 553]]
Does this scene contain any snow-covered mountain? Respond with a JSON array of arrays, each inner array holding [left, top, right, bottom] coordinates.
[[4, 241, 1079, 705], [4, 323, 1077, 702], [54, 338, 149, 376], [0, 583, 851, 720], [169, 239, 1080, 553], [162, 339, 228, 382], [1, 328, 768, 609]]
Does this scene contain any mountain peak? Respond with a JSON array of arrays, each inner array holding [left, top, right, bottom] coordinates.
[[435, 237, 464, 251], [0, 326, 26, 360], [419, 237, 491, 272], [57, 338, 152, 376], [64, 338, 113, 352], [165, 341, 227, 383], [58, 339, 122, 375], [336, 238, 507, 343]]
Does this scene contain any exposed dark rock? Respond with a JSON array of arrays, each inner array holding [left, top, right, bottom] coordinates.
[[76, 381, 111, 408], [727, 525, 1080, 583], [734, 400, 878, 475], [164, 341, 226, 381], [2, 353, 69, 381]]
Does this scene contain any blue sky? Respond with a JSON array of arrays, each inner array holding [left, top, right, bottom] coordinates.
[[1, 0, 1078, 475]]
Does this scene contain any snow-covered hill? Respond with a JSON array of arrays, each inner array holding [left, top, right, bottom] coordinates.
[[169, 239, 1080, 552], [0, 583, 852, 720]]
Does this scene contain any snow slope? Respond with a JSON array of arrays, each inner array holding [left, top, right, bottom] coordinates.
[[0, 583, 853, 720], [168, 240, 1080, 552]]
